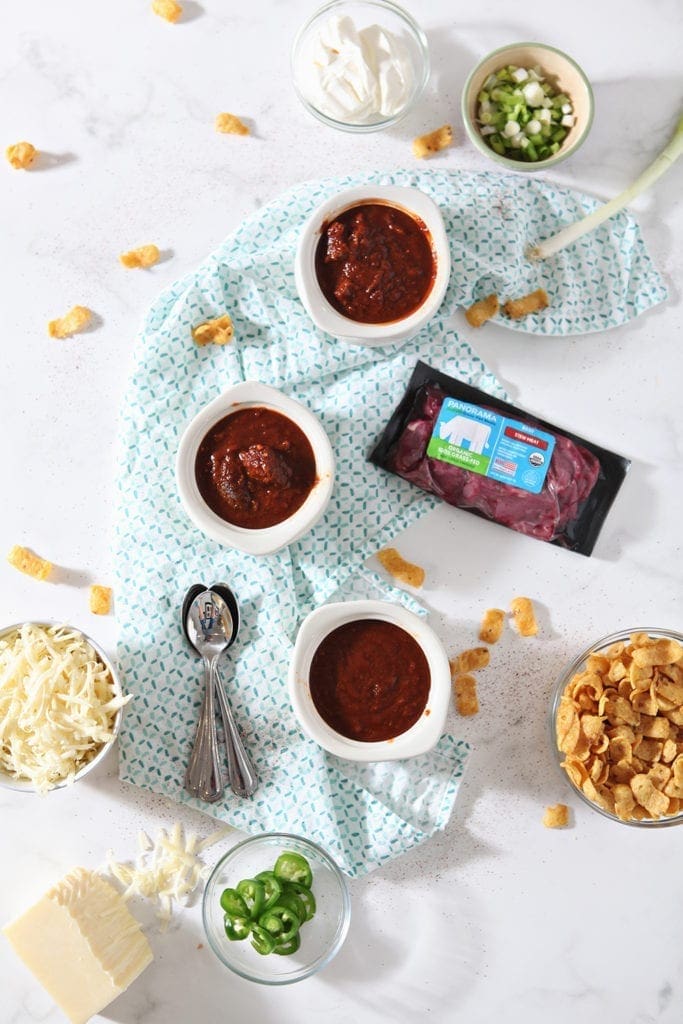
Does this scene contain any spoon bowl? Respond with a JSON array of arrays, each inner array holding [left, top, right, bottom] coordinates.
[[187, 591, 234, 658], [182, 583, 239, 646]]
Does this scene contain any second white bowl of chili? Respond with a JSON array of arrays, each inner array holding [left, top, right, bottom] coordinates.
[[176, 381, 335, 556]]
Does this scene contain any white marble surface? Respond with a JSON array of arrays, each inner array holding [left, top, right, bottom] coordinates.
[[1, 0, 682, 1021]]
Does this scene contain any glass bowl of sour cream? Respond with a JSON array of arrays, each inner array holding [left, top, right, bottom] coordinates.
[[291, 0, 429, 132]]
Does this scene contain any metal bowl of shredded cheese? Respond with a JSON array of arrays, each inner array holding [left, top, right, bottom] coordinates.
[[0, 622, 130, 793]]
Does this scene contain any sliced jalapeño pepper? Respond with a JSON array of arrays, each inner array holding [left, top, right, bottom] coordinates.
[[284, 881, 317, 922], [273, 852, 313, 888], [220, 887, 249, 918], [250, 924, 276, 955], [254, 870, 283, 911], [218, 852, 316, 956], [236, 878, 266, 919], [275, 891, 305, 922], [258, 905, 300, 943], [224, 915, 251, 941], [273, 932, 301, 956]]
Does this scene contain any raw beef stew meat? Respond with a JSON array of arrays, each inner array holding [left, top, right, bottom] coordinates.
[[389, 384, 601, 545]]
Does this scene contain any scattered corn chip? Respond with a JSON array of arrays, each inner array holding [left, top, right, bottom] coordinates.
[[6, 141, 37, 169], [7, 545, 52, 581], [48, 305, 92, 339], [90, 585, 113, 616], [376, 547, 425, 589], [215, 113, 250, 136], [119, 244, 160, 269], [412, 124, 453, 159], [479, 608, 505, 644], [152, 0, 182, 22], [191, 314, 234, 347], [504, 288, 549, 320], [465, 294, 499, 328], [556, 632, 683, 822], [543, 804, 569, 828], [453, 647, 490, 673], [453, 673, 479, 716], [510, 596, 538, 637]]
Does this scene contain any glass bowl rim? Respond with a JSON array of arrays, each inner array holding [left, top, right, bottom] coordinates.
[[549, 627, 683, 828], [290, 0, 430, 133], [201, 831, 352, 984]]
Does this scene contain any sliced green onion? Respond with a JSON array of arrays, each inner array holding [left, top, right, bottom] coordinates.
[[475, 63, 572, 162]]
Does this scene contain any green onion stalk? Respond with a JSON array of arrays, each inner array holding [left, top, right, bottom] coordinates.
[[528, 110, 683, 260]]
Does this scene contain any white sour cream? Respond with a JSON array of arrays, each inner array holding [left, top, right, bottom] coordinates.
[[296, 15, 415, 124]]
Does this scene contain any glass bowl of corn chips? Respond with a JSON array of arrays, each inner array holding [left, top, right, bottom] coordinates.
[[550, 628, 683, 826]]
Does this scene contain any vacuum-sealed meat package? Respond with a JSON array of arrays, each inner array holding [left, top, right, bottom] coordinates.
[[370, 362, 630, 556]]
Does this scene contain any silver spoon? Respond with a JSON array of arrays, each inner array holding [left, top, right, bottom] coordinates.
[[184, 589, 229, 803], [184, 586, 258, 799], [209, 587, 258, 799]]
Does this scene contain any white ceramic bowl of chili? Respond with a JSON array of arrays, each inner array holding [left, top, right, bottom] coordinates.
[[295, 184, 451, 345], [176, 381, 335, 556], [288, 599, 451, 761]]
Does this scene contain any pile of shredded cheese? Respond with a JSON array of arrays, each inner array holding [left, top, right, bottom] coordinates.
[[0, 623, 130, 792], [105, 823, 232, 928]]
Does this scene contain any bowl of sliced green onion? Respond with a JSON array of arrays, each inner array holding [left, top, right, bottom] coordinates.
[[202, 832, 351, 984], [462, 42, 593, 170]]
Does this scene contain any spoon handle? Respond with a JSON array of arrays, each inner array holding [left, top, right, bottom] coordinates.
[[184, 657, 224, 803], [213, 662, 259, 798]]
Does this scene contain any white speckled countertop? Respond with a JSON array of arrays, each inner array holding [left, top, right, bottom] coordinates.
[[1, 1, 682, 1022]]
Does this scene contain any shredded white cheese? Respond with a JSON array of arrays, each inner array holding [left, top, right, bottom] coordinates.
[[0, 623, 130, 793], [105, 822, 233, 928]]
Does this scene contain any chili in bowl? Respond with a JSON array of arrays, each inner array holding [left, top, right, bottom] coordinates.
[[295, 185, 451, 346], [288, 599, 451, 761], [176, 382, 335, 556]]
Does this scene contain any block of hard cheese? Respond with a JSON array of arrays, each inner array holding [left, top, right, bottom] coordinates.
[[3, 867, 153, 1024]]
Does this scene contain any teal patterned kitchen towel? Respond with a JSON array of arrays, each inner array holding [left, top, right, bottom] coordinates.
[[115, 169, 666, 877]]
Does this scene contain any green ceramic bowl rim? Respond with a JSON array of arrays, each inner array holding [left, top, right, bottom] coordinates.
[[461, 41, 595, 172]]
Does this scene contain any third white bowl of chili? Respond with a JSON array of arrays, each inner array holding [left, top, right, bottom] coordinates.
[[288, 599, 451, 761]]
